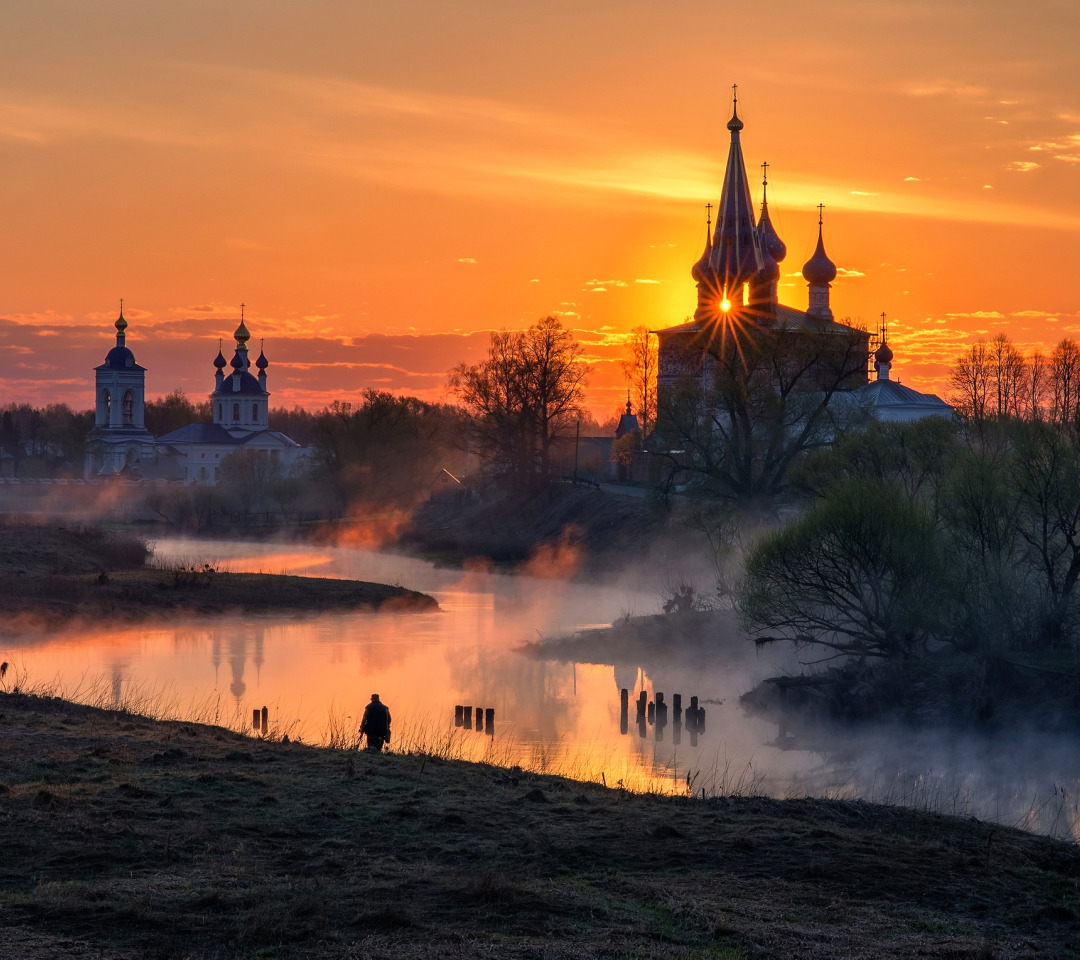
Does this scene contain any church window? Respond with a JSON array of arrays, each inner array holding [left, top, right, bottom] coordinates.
[[232, 403, 240, 422], [122, 391, 134, 426], [102, 390, 111, 421], [217, 403, 222, 420], [252, 403, 259, 422]]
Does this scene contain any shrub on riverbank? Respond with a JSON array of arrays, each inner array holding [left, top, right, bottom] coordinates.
[[741, 418, 1080, 728]]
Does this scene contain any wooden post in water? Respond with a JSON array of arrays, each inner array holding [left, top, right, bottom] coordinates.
[[619, 688, 629, 735], [463, 706, 473, 728], [253, 708, 261, 731], [637, 690, 647, 719], [697, 707, 706, 734], [672, 693, 682, 721], [260, 706, 268, 736], [475, 707, 483, 731], [485, 708, 494, 735], [647, 700, 655, 724], [454, 705, 463, 727]]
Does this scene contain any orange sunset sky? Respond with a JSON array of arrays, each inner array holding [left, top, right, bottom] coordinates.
[[1, 1, 1078, 418]]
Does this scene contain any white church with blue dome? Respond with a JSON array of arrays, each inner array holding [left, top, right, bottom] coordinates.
[[85, 308, 305, 483]]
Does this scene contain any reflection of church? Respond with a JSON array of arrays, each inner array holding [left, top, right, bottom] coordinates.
[[85, 308, 305, 483], [656, 92, 951, 422]]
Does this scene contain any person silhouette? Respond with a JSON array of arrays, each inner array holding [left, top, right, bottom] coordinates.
[[359, 693, 391, 752]]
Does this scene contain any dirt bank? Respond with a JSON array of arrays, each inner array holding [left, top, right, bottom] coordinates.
[[1, 692, 1077, 959], [0, 521, 437, 635]]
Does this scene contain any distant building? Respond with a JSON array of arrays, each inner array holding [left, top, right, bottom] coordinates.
[[430, 468, 467, 503], [851, 331, 953, 422], [655, 93, 869, 406], [85, 310, 162, 477], [85, 308, 305, 483]]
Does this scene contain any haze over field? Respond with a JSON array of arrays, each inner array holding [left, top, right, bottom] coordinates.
[[2, 1, 1078, 415]]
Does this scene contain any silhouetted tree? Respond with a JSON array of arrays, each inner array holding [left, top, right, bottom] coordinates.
[[311, 391, 465, 509], [654, 320, 868, 501], [621, 325, 657, 436], [450, 316, 588, 488], [144, 390, 210, 437]]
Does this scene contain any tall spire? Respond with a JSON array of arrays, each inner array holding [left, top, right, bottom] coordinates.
[[694, 84, 764, 322]]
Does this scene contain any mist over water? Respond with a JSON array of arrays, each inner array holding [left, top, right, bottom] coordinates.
[[5, 537, 1079, 840]]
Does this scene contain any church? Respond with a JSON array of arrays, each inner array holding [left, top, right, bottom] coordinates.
[[85, 309, 306, 483], [656, 92, 949, 421]]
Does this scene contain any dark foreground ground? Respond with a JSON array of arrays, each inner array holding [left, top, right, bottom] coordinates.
[[2, 693, 1078, 959]]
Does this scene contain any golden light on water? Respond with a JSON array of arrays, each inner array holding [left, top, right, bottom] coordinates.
[[720, 297, 731, 312]]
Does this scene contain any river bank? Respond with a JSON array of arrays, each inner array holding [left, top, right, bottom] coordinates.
[[2, 690, 1077, 959], [0, 521, 437, 635]]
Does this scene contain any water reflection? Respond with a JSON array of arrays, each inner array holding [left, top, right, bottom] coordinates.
[[2, 537, 1079, 839]]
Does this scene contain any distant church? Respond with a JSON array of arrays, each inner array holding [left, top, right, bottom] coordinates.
[[85, 308, 305, 483], [656, 92, 949, 422]]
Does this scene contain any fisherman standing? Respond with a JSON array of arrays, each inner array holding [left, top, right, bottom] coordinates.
[[359, 693, 391, 752]]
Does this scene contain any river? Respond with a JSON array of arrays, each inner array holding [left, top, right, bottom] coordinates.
[[5, 537, 1080, 840]]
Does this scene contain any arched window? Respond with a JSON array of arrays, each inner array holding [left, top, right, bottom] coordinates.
[[102, 390, 111, 423], [252, 403, 259, 423], [217, 403, 222, 421], [122, 390, 134, 426], [232, 403, 240, 422]]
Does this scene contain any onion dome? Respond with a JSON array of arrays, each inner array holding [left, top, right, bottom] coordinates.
[[802, 220, 837, 285], [230, 351, 244, 370], [875, 340, 894, 365], [691, 213, 713, 284], [234, 318, 250, 347], [727, 101, 744, 134], [757, 245, 780, 284], [255, 349, 268, 371], [101, 303, 139, 369], [757, 172, 787, 263], [213, 349, 227, 370]]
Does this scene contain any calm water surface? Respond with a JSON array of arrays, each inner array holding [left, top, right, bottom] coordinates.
[[6, 537, 1080, 839]]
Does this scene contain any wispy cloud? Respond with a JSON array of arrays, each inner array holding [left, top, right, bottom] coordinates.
[[946, 311, 1005, 319], [904, 80, 988, 100], [1007, 161, 1040, 172]]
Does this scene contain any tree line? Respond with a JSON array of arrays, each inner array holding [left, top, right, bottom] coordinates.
[[948, 332, 1080, 426]]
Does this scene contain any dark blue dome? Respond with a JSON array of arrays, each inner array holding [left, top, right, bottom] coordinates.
[[214, 350, 227, 370], [103, 345, 138, 369], [214, 371, 266, 396]]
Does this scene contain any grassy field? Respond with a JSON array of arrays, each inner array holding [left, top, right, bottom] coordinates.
[[2, 691, 1078, 959]]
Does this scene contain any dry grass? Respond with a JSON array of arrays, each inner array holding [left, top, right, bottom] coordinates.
[[2, 690, 1079, 959]]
